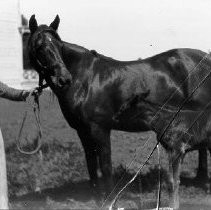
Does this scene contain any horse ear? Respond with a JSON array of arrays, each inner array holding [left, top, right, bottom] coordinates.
[[29, 14, 38, 34], [49, 15, 60, 31]]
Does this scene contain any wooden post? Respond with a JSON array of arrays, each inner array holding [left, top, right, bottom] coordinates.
[[0, 129, 9, 209]]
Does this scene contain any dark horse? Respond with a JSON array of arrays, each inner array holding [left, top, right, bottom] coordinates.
[[28, 15, 211, 209]]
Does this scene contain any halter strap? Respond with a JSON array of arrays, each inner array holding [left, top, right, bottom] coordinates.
[[31, 28, 62, 74], [16, 93, 42, 155]]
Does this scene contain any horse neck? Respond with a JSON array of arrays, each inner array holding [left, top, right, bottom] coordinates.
[[62, 41, 94, 78]]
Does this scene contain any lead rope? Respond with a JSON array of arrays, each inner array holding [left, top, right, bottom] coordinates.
[[16, 92, 42, 155]]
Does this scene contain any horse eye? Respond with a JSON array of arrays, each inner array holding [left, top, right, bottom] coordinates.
[[35, 45, 43, 52], [47, 37, 52, 42], [36, 50, 48, 65]]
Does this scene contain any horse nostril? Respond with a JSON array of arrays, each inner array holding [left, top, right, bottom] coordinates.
[[66, 78, 71, 85], [58, 77, 71, 88], [58, 77, 65, 86]]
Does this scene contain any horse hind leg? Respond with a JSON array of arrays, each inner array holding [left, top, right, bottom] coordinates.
[[168, 151, 183, 209], [196, 148, 208, 181], [90, 124, 113, 197], [196, 148, 210, 193], [208, 148, 211, 194], [98, 134, 113, 196]]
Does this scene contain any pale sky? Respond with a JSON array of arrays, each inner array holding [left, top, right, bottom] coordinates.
[[20, 0, 211, 60]]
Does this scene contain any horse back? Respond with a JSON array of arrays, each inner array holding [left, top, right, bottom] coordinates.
[[137, 48, 211, 109], [61, 48, 211, 130]]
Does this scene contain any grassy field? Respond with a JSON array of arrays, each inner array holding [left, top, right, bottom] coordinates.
[[0, 91, 211, 209]]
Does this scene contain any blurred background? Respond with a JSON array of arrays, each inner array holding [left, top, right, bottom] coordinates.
[[1, 0, 211, 88]]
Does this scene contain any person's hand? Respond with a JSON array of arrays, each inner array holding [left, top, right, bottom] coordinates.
[[22, 88, 41, 101], [30, 88, 40, 97]]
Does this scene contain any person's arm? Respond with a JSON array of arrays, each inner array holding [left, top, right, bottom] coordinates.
[[0, 81, 31, 101]]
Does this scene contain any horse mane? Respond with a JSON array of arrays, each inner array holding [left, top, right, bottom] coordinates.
[[90, 50, 115, 61], [89, 49, 143, 64], [62, 41, 117, 62], [64, 42, 86, 52]]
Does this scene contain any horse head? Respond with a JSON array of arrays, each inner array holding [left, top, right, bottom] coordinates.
[[28, 15, 72, 92]]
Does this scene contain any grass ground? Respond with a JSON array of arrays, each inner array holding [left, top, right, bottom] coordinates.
[[0, 91, 210, 209]]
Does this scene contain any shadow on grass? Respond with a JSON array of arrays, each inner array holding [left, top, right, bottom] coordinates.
[[11, 166, 165, 205], [114, 164, 210, 193], [11, 180, 94, 203], [11, 165, 210, 209], [180, 176, 210, 192], [113, 165, 169, 193]]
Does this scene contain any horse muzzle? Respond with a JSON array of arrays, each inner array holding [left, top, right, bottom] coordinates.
[[51, 75, 72, 90]]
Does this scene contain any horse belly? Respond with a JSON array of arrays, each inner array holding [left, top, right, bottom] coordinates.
[[113, 123, 150, 132], [113, 112, 152, 132]]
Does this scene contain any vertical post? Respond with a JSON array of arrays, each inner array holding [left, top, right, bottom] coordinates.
[[0, 129, 9, 209]]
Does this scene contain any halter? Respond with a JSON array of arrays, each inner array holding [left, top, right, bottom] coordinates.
[[32, 28, 62, 72], [30, 28, 65, 91]]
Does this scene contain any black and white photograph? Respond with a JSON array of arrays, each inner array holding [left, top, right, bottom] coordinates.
[[1, 0, 211, 209]]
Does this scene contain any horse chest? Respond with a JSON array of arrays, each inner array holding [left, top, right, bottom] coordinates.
[[57, 97, 84, 129]]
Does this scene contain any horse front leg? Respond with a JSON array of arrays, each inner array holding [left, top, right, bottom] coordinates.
[[77, 130, 99, 192], [98, 132, 113, 196], [168, 151, 183, 209], [90, 123, 113, 196]]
